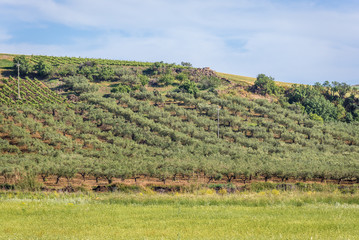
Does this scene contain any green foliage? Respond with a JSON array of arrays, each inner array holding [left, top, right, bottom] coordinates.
[[97, 66, 115, 81], [139, 74, 149, 86], [181, 61, 192, 67], [16, 172, 44, 191], [198, 76, 221, 90], [177, 80, 199, 95], [64, 76, 99, 94], [1, 54, 359, 187], [287, 84, 319, 104], [253, 74, 280, 96], [286, 82, 358, 123], [57, 65, 77, 77], [13, 55, 33, 76], [158, 74, 174, 86], [34, 60, 53, 77], [309, 113, 323, 122], [302, 95, 338, 121], [175, 73, 188, 83], [111, 84, 132, 93]]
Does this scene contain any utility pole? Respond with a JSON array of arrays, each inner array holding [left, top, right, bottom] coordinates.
[[16, 62, 21, 100], [217, 105, 220, 138]]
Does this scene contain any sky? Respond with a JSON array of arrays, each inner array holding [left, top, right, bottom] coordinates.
[[0, 0, 358, 85]]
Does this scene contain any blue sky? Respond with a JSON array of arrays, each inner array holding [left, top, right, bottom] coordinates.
[[0, 0, 358, 85]]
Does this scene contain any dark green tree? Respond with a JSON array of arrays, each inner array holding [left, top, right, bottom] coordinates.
[[253, 74, 279, 95], [13, 55, 33, 76], [35, 60, 53, 77]]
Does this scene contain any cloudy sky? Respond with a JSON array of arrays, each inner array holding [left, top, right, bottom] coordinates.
[[0, 0, 358, 85]]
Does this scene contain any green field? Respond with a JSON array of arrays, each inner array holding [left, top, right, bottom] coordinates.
[[0, 192, 358, 239]]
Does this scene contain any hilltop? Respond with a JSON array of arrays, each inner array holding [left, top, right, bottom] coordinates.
[[0, 53, 358, 190]]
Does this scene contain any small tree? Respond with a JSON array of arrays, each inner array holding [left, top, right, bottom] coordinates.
[[158, 74, 174, 86], [35, 60, 53, 78], [181, 62, 192, 67], [178, 80, 198, 95], [97, 66, 115, 81], [198, 76, 220, 90], [111, 84, 132, 93], [253, 74, 279, 95], [139, 74, 149, 86], [13, 55, 33, 76]]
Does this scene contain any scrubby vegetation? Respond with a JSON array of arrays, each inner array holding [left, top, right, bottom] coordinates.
[[0, 54, 358, 189]]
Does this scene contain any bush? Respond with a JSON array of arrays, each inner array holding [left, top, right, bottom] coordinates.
[[177, 80, 198, 95], [252, 74, 280, 96], [57, 65, 77, 77], [13, 55, 33, 76], [309, 113, 324, 122], [198, 76, 220, 90], [64, 76, 99, 94], [111, 84, 132, 93], [139, 75, 149, 86], [116, 183, 142, 193], [176, 73, 188, 83], [97, 66, 115, 81], [158, 74, 174, 86], [35, 60, 53, 78], [181, 62, 192, 67], [16, 173, 44, 191]]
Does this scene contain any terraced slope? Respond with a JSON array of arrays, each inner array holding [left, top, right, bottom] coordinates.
[[0, 54, 358, 187]]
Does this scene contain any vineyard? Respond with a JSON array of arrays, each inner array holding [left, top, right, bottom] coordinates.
[[0, 54, 359, 190], [29, 55, 186, 68], [0, 76, 66, 106]]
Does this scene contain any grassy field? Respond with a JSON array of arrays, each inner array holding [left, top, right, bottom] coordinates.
[[217, 72, 295, 88], [0, 192, 358, 239]]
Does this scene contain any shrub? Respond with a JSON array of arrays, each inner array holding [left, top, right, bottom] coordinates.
[[139, 75, 149, 86], [111, 84, 132, 93], [64, 76, 99, 94], [35, 60, 53, 77], [177, 80, 198, 95], [16, 173, 44, 191], [176, 73, 188, 83], [252, 74, 280, 96], [158, 74, 174, 86], [97, 66, 115, 81], [181, 62, 192, 67], [198, 76, 220, 90], [13, 55, 33, 76], [116, 183, 142, 193]]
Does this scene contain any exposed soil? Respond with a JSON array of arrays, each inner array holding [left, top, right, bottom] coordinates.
[[0, 174, 356, 193]]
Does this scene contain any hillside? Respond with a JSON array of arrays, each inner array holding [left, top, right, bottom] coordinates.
[[0, 53, 358, 189]]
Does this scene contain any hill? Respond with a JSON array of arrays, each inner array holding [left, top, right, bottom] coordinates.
[[0, 53, 358, 189]]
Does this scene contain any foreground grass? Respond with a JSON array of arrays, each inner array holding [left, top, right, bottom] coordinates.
[[0, 192, 358, 239]]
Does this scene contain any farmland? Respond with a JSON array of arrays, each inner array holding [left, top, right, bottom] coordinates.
[[0, 53, 358, 239], [0, 54, 359, 189]]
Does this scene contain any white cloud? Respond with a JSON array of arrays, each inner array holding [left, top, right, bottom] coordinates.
[[0, 0, 358, 84]]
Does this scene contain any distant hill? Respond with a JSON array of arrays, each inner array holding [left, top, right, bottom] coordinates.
[[0, 53, 358, 189]]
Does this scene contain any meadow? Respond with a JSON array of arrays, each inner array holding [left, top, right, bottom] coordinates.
[[0, 191, 358, 239]]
